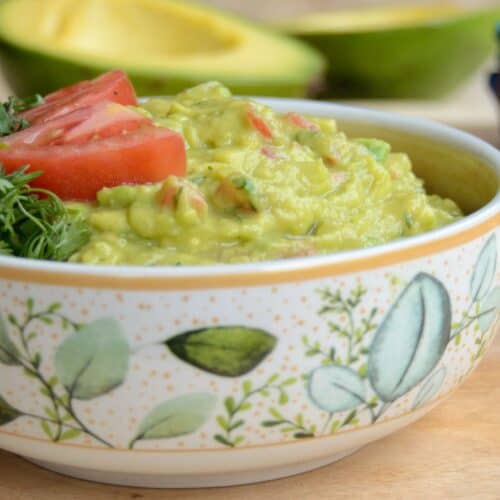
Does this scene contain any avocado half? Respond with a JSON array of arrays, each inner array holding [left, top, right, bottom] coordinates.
[[0, 0, 325, 98], [276, 5, 499, 98]]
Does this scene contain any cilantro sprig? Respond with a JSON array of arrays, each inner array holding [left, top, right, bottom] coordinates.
[[0, 94, 44, 136], [0, 166, 90, 261]]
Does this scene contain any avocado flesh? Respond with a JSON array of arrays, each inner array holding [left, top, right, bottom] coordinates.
[[0, 0, 325, 97], [277, 5, 499, 98]]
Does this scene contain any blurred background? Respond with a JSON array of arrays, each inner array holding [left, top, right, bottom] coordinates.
[[205, 0, 499, 20], [0, 0, 498, 143]]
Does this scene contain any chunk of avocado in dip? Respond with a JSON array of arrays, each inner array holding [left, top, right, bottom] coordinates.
[[69, 82, 461, 265]]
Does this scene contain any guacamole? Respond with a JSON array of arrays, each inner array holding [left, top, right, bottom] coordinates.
[[70, 82, 461, 265]]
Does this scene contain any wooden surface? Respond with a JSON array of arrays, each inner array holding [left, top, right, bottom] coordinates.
[[0, 333, 497, 499]]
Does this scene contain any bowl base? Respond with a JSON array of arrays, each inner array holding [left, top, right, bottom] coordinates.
[[26, 446, 362, 488]]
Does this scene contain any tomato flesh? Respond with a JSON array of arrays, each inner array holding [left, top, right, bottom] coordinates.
[[2, 99, 186, 200], [21, 70, 137, 125], [0, 126, 186, 201]]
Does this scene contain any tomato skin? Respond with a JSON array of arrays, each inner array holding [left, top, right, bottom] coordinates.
[[6, 101, 148, 148], [21, 70, 137, 125], [0, 127, 186, 201]]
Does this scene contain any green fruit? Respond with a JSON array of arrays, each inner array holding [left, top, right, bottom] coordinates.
[[276, 5, 499, 98], [0, 0, 325, 98]]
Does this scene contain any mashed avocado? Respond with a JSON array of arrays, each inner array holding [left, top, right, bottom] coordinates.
[[70, 82, 461, 265]]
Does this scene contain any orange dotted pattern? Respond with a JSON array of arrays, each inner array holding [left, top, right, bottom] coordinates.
[[0, 232, 498, 451]]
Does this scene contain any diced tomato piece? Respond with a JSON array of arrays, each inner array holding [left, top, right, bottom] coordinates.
[[260, 145, 285, 160], [21, 70, 137, 125], [247, 106, 273, 139], [159, 177, 208, 216], [1, 101, 186, 200], [285, 112, 320, 131], [324, 154, 340, 166], [214, 176, 257, 213]]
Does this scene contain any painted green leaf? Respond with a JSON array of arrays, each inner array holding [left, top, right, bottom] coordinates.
[[60, 428, 83, 441], [308, 365, 366, 413], [368, 273, 451, 402], [165, 326, 276, 377], [0, 396, 21, 425], [214, 434, 233, 447], [0, 312, 20, 365], [478, 286, 500, 334], [471, 234, 497, 302], [55, 318, 129, 400], [130, 393, 216, 448], [40, 421, 54, 440], [412, 366, 447, 410]]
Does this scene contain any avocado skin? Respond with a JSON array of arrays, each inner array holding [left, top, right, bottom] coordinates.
[[289, 10, 499, 99], [0, 42, 321, 99]]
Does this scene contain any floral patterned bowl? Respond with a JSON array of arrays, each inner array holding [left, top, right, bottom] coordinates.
[[0, 99, 498, 488]]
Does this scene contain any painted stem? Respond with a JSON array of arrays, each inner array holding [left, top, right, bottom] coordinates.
[[321, 412, 333, 435], [346, 308, 355, 363], [0, 312, 113, 448], [14, 311, 65, 441], [449, 307, 496, 342], [220, 382, 285, 447], [63, 397, 113, 448], [364, 404, 376, 424], [372, 401, 391, 423], [20, 411, 84, 434], [62, 362, 114, 448], [279, 419, 314, 437]]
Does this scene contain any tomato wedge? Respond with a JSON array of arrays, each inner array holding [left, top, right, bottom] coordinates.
[[6, 101, 148, 148], [1, 101, 186, 201], [21, 70, 137, 125]]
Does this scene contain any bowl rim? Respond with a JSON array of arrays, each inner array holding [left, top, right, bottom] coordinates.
[[0, 98, 498, 286]]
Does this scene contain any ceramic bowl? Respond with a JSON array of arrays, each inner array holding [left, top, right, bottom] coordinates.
[[0, 99, 498, 488]]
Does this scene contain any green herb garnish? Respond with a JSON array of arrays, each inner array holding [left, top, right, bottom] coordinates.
[[231, 176, 256, 194], [404, 212, 415, 229], [0, 94, 44, 136], [0, 166, 90, 261], [189, 174, 206, 186]]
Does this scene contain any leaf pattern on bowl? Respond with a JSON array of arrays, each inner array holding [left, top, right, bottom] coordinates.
[[165, 326, 277, 377], [470, 234, 497, 303], [0, 232, 496, 449], [368, 273, 451, 403], [478, 287, 500, 334], [55, 318, 129, 400], [308, 365, 366, 413], [0, 312, 20, 366], [129, 393, 216, 449], [412, 366, 447, 410]]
